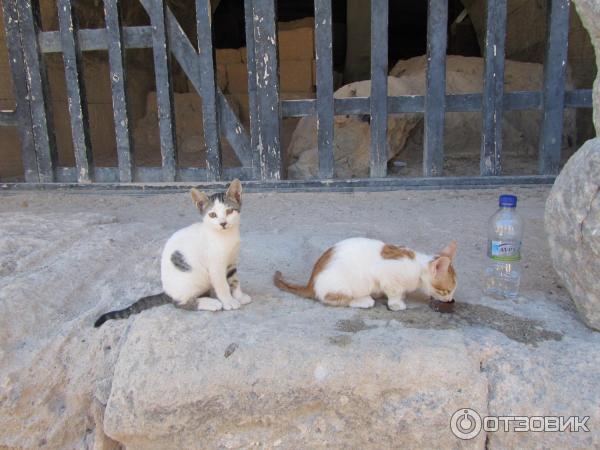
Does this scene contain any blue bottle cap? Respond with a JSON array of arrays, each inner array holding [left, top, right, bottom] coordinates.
[[499, 194, 517, 207]]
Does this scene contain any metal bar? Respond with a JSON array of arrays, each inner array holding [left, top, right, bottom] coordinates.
[[57, 0, 93, 183], [17, 0, 57, 182], [314, 0, 335, 179], [2, 175, 557, 193], [139, 0, 253, 167], [196, 0, 222, 181], [147, 0, 177, 181], [335, 97, 370, 115], [252, 0, 282, 180], [564, 89, 593, 108], [243, 0, 260, 172], [369, 0, 388, 178], [281, 90, 593, 118], [539, 0, 571, 175], [104, 0, 133, 182], [0, 0, 38, 181], [0, 111, 18, 126], [424, 0, 448, 177], [480, 0, 507, 176], [52, 166, 253, 183], [39, 27, 153, 53], [41, 18, 254, 169]]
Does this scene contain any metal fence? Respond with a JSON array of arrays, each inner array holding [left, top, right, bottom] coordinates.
[[0, 0, 594, 190]]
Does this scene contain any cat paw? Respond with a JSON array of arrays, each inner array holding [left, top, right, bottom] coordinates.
[[196, 297, 223, 311], [234, 291, 252, 305], [349, 297, 375, 308], [387, 299, 407, 311], [220, 298, 241, 311]]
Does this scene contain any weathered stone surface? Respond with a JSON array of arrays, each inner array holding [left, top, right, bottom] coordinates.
[[2, 189, 600, 449], [546, 138, 600, 331], [286, 56, 577, 179]]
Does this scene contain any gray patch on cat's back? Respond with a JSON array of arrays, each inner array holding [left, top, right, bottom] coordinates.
[[171, 250, 192, 272], [336, 318, 377, 333]]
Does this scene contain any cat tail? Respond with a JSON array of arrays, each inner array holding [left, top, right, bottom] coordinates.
[[94, 292, 172, 328], [273, 271, 315, 299]]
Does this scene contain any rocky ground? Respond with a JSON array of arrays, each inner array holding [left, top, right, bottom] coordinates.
[[1, 186, 599, 449]]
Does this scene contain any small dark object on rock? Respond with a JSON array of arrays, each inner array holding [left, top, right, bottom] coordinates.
[[224, 343, 238, 358], [429, 298, 455, 313]]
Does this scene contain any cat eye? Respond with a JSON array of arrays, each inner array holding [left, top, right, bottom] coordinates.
[[208, 212, 217, 218], [226, 208, 234, 215]]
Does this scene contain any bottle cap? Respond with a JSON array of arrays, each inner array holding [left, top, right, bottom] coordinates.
[[499, 194, 517, 207]]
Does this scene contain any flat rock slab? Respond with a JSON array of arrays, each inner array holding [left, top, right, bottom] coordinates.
[[1, 188, 599, 449]]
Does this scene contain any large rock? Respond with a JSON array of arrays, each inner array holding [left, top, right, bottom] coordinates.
[[287, 76, 422, 179], [546, 138, 600, 331], [2, 189, 600, 449], [286, 56, 576, 179], [103, 308, 487, 449]]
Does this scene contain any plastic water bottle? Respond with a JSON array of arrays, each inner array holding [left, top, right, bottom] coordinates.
[[484, 194, 523, 299]]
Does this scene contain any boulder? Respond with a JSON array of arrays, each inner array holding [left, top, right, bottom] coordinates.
[[286, 55, 576, 179], [546, 138, 600, 331], [287, 76, 422, 179]]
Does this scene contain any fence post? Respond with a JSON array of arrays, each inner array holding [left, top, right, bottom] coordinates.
[[104, 0, 133, 182], [196, 0, 222, 181], [252, 0, 282, 181], [16, 0, 57, 182], [424, 0, 447, 177], [147, 0, 178, 182], [480, 0, 507, 176], [314, 0, 335, 179], [58, 0, 94, 182], [370, 0, 388, 178], [1, 0, 38, 182], [243, 0, 261, 174], [539, 0, 570, 175]]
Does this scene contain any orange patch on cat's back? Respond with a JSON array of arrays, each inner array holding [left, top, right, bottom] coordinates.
[[381, 244, 416, 260], [308, 247, 335, 287]]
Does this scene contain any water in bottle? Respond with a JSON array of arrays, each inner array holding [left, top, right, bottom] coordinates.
[[484, 194, 523, 299]]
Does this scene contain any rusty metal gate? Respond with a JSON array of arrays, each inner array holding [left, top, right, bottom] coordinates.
[[0, 0, 594, 190]]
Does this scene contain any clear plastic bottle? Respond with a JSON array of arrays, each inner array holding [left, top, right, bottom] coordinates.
[[484, 194, 524, 299]]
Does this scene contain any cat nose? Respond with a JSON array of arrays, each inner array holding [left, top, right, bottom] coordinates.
[[220, 222, 227, 229]]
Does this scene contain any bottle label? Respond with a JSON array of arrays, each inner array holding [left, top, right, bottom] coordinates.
[[490, 240, 521, 261]]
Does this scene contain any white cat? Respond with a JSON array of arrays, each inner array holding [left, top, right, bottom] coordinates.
[[274, 238, 457, 310], [95, 179, 251, 327]]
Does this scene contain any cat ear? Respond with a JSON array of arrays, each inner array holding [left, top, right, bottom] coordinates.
[[190, 188, 210, 213], [440, 241, 457, 260], [429, 256, 451, 277], [226, 179, 242, 205]]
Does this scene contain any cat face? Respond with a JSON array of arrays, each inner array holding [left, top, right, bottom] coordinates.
[[190, 179, 242, 231], [426, 241, 457, 302]]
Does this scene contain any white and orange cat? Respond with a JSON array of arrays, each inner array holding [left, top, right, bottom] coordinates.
[[274, 238, 457, 310]]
